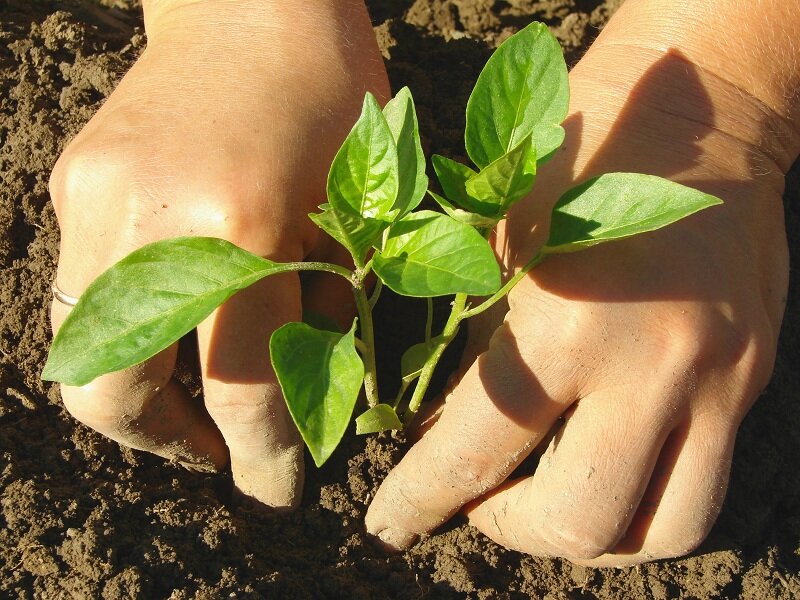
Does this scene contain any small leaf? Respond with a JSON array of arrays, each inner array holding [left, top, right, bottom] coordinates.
[[270, 321, 364, 467], [466, 22, 569, 168], [465, 135, 536, 216], [355, 404, 403, 435], [328, 92, 399, 221], [309, 203, 387, 264], [383, 87, 427, 216], [431, 154, 495, 215], [428, 191, 499, 228], [544, 173, 724, 253], [372, 210, 501, 297], [401, 339, 440, 381], [43, 237, 296, 386]]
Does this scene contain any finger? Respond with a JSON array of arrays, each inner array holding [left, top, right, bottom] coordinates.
[[466, 385, 681, 560], [197, 273, 305, 511], [365, 320, 584, 549], [51, 293, 229, 472], [303, 231, 357, 331], [573, 412, 737, 567]]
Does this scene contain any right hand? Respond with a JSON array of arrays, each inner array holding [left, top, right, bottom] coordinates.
[[48, 0, 389, 510]]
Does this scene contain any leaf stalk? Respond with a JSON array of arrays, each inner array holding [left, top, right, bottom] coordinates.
[[353, 285, 380, 408]]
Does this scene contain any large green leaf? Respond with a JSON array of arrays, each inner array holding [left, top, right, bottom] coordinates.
[[545, 173, 724, 253], [309, 203, 387, 264], [270, 321, 364, 467], [43, 237, 297, 386], [383, 87, 427, 216], [328, 92, 399, 220], [372, 210, 501, 297], [465, 22, 568, 169], [465, 134, 536, 216]]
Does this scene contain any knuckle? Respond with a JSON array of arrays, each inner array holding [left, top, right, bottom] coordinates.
[[430, 445, 503, 496], [60, 383, 141, 435], [736, 321, 778, 392], [49, 144, 127, 214], [205, 388, 302, 449], [509, 294, 593, 352], [649, 529, 709, 560], [538, 516, 619, 560], [58, 360, 173, 435]]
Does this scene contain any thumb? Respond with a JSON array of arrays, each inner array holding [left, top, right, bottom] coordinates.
[[365, 320, 578, 548]]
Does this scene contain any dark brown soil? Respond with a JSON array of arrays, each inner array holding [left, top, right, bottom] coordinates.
[[1, 1, 799, 598]]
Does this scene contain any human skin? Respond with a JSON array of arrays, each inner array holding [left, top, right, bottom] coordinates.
[[49, 0, 800, 566], [48, 0, 389, 510], [365, 0, 800, 566]]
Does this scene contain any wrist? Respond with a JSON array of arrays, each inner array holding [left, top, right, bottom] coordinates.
[[587, 0, 800, 174], [141, 0, 371, 47]]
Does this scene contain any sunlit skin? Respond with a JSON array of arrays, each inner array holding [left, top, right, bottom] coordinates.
[[366, 0, 800, 566], [49, 0, 390, 510], [50, 0, 799, 564]]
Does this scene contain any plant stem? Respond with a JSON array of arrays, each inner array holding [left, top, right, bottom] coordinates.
[[403, 292, 468, 424], [353, 285, 380, 408], [368, 279, 383, 309], [400, 252, 546, 426], [425, 297, 433, 345], [283, 261, 353, 280], [393, 379, 410, 410], [353, 337, 368, 355], [458, 253, 543, 321]]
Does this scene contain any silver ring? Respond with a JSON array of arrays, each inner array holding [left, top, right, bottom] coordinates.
[[51, 281, 80, 307]]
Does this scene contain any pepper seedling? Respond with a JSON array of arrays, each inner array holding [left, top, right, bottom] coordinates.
[[43, 23, 722, 467]]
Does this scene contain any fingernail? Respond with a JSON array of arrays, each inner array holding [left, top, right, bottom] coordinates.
[[374, 527, 419, 550]]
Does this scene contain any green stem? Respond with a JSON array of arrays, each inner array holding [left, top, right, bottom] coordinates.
[[458, 253, 544, 321], [425, 297, 433, 345], [400, 253, 546, 426], [283, 261, 354, 281], [353, 337, 368, 355], [403, 293, 468, 425], [393, 379, 411, 410], [368, 279, 383, 309], [353, 285, 380, 408]]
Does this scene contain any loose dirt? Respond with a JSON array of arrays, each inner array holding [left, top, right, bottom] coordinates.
[[2, 1, 799, 597]]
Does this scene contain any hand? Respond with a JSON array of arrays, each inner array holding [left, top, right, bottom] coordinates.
[[366, 1, 800, 565], [49, 0, 389, 509]]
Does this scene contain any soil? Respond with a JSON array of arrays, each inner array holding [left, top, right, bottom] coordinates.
[[1, 0, 799, 598]]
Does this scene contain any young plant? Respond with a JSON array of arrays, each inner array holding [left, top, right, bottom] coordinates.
[[43, 23, 722, 467]]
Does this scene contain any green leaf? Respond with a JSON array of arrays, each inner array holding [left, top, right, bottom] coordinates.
[[383, 87, 427, 216], [270, 321, 364, 467], [355, 404, 403, 435], [544, 173, 724, 253], [465, 135, 536, 216], [428, 191, 499, 228], [302, 308, 342, 333], [465, 22, 569, 169], [328, 92, 399, 221], [401, 339, 440, 381], [43, 237, 295, 386], [372, 210, 501, 297], [309, 203, 387, 264], [431, 154, 494, 215]]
